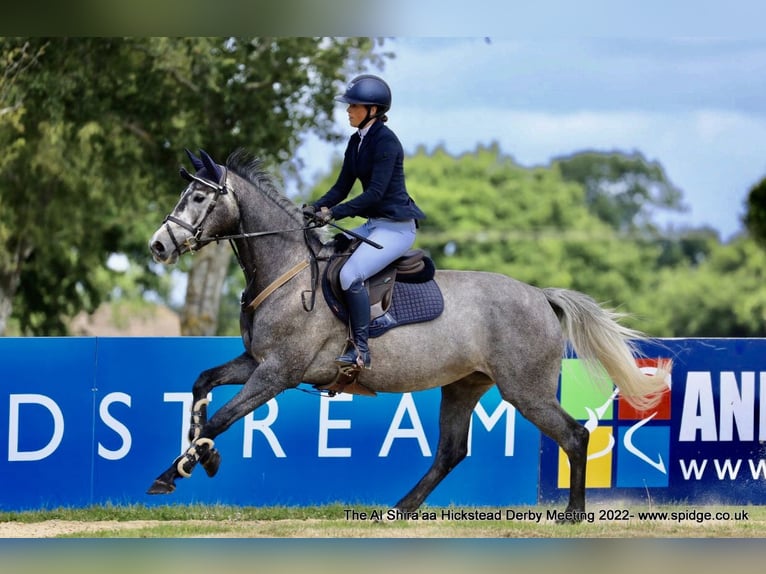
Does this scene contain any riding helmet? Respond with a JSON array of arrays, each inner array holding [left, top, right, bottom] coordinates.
[[335, 74, 392, 113]]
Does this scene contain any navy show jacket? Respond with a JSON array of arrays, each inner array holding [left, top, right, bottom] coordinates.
[[313, 121, 426, 222]]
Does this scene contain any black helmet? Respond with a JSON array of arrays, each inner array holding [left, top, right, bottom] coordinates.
[[335, 74, 392, 113]]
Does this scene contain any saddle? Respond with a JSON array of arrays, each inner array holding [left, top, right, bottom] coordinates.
[[322, 239, 436, 326], [316, 236, 444, 398]]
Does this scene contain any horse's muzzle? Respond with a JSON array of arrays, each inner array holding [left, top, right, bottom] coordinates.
[[149, 237, 179, 265]]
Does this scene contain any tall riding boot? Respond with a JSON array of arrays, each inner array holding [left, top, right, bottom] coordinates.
[[335, 280, 372, 369]]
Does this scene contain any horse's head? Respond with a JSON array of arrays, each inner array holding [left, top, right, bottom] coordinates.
[[149, 149, 238, 264]]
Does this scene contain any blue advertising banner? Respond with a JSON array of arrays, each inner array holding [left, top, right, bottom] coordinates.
[[3, 337, 765, 511], [1, 338, 97, 509], [539, 338, 766, 505], [0, 337, 540, 511]]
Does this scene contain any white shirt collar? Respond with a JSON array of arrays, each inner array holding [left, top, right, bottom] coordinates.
[[358, 120, 375, 139], [358, 124, 372, 138]]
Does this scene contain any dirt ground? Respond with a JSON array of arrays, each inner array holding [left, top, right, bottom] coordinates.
[[3, 515, 765, 538], [0, 520, 177, 538], [0, 519, 478, 538]]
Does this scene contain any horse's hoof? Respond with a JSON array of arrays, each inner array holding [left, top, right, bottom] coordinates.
[[555, 517, 579, 525], [200, 448, 221, 477], [146, 479, 176, 495], [555, 507, 586, 524]]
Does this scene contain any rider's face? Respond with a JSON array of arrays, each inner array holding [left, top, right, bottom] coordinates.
[[347, 103, 375, 128]]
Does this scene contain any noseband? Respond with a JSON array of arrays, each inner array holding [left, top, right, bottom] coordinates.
[[162, 168, 230, 255]]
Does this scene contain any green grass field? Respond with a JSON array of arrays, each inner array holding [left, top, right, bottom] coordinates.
[[4, 504, 766, 574], [2, 503, 765, 538]]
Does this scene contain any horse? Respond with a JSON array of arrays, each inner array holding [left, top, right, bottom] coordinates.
[[147, 147, 671, 520]]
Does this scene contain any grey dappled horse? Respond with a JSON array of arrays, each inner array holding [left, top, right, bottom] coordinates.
[[147, 148, 670, 520]]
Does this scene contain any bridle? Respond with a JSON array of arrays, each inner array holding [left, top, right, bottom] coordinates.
[[160, 166, 382, 313], [161, 167, 324, 311], [161, 167, 232, 255], [163, 167, 329, 250]]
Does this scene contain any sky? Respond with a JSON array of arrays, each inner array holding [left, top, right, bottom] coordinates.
[[297, 37, 766, 241]]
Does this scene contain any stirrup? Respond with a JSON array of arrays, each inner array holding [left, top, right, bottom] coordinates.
[[335, 348, 371, 370]]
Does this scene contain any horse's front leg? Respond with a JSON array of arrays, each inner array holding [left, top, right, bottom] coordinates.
[[187, 353, 259, 444], [146, 435, 221, 496], [147, 360, 292, 495]]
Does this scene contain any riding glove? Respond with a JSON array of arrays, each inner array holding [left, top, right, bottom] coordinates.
[[315, 207, 333, 223]]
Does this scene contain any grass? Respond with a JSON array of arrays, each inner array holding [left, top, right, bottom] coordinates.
[[0, 502, 351, 523], [2, 503, 766, 538]]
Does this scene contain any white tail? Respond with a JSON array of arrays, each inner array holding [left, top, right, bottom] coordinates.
[[543, 287, 671, 411]]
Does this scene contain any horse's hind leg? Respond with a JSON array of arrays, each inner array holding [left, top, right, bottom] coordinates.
[[507, 377, 589, 520], [395, 375, 493, 512]]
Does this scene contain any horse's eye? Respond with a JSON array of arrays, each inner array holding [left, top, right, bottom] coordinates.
[[193, 193, 206, 204]]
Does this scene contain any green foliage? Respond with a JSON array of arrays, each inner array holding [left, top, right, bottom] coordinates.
[[0, 39, 155, 333], [0, 37, 384, 334], [554, 150, 686, 231], [404, 145, 653, 297], [634, 238, 766, 337], [745, 176, 766, 248]]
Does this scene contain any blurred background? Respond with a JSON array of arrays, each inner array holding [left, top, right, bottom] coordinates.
[[1, 34, 765, 340]]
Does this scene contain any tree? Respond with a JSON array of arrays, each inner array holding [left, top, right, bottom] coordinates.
[[0, 38, 163, 335], [633, 237, 766, 337], [0, 40, 47, 334], [554, 150, 686, 232], [744, 176, 766, 248], [0, 37, 386, 335]]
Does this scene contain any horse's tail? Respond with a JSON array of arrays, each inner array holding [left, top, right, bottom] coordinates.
[[543, 287, 671, 412]]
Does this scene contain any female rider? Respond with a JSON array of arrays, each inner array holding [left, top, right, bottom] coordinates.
[[305, 74, 426, 369]]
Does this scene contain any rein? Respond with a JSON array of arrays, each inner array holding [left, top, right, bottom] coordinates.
[[163, 169, 327, 312], [199, 221, 326, 313], [163, 168, 375, 314], [195, 224, 323, 245]]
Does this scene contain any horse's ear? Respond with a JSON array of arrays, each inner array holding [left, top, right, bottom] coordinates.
[[199, 149, 223, 182], [179, 166, 194, 182], [185, 148, 204, 172]]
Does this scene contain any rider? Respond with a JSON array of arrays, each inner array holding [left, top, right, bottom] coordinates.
[[304, 74, 426, 370]]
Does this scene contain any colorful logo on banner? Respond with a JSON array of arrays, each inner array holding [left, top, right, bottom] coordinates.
[[557, 358, 671, 488]]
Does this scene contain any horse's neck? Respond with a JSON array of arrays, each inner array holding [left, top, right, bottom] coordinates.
[[233, 195, 320, 292], [234, 231, 306, 289]]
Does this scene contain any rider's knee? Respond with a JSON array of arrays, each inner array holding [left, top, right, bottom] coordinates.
[[340, 267, 364, 291]]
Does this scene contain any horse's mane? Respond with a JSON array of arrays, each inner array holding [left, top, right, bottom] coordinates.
[[225, 148, 299, 215], [225, 148, 324, 244]]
